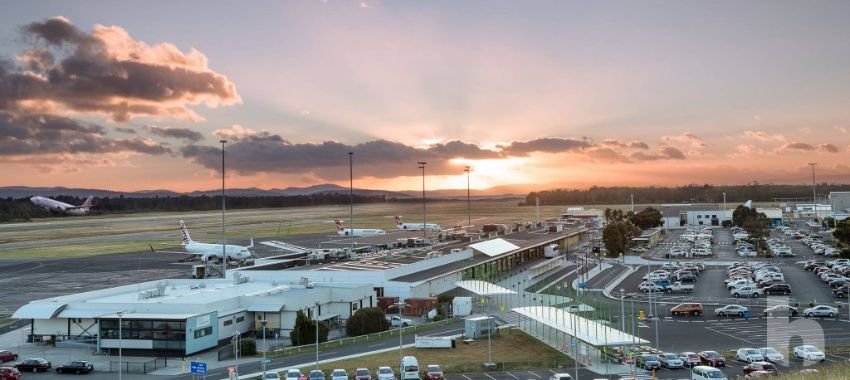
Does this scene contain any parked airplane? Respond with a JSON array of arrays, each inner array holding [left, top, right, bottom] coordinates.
[[150, 220, 253, 263], [29, 195, 93, 216], [394, 215, 442, 232], [335, 219, 386, 237]]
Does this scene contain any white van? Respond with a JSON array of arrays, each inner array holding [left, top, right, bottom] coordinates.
[[691, 365, 727, 380], [400, 356, 419, 380]]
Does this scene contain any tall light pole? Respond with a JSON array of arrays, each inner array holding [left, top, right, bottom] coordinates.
[[314, 301, 321, 369], [117, 311, 124, 380], [390, 301, 408, 373], [220, 139, 227, 278], [417, 162, 427, 240], [809, 162, 817, 223], [349, 152, 354, 241], [620, 288, 625, 332], [464, 166, 471, 229], [232, 331, 240, 378], [261, 320, 268, 377]]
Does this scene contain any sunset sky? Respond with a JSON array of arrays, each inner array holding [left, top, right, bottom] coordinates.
[[1, 0, 849, 193]]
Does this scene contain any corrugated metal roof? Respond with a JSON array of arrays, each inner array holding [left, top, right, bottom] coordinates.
[[247, 304, 285, 313], [469, 238, 519, 257], [12, 303, 67, 319], [57, 309, 116, 319], [455, 280, 517, 296]]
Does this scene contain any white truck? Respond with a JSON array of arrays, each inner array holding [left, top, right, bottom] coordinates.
[[664, 282, 695, 293], [388, 315, 414, 327]]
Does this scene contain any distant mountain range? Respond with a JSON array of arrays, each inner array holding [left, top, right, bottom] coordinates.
[[0, 185, 525, 199]]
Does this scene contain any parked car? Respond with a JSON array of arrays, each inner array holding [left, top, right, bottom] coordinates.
[[803, 305, 838, 318], [265, 373, 283, 380], [377, 367, 395, 380], [833, 285, 850, 298], [424, 365, 443, 380], [287, 369, 306, 380], [732, 286, 763, 298], [658, 353, 684, 369], [691, 365, 728, 380], [638, 282, 666, 293], [678, 352, 702, 367], [0, 352, 17, 364], [14, 358, 51, 373], [636, 354, 661, 370], [548, 373, 572, 380], [761, 283, 791, 295], [55, 361, 94, 374], [698, 351, 726, 367], [736, 348, 765, 363], [331, 369, 348, 380], [310, 370, 326, 380], [354, 368, 371, 380], [714, 305, 748, 317], [743, 362, 778, 375], [0, 367, 21, 380], [758, 347, 784, 363], [793, 345, 825, 361], [762, 305, 798, 317], [670, 303, 704, 316]]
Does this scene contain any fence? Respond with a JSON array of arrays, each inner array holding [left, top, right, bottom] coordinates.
[[108, 357, 167, 374], [266, 318, 454, 358]]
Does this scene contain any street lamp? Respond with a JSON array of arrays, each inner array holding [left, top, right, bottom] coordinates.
[[220, 139, 227, 278], [314, 301, 321, 369], [464, 166, 471, 229], [117, 311, 124, 380], [261, 320, 268, 377], [349, 152, 354, 240], [482, 296, 493, 368], [232, 331, 240, 378], [417, 162, 427, 241], [389, 302, 409, 373], [620, 288, 625, 332]]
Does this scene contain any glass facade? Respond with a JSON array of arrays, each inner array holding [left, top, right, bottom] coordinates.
[[100, 319, 187, 350]]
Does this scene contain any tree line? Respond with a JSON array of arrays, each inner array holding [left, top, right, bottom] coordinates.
[[601, 207, 663, 257], [0, 193, 390, 223], [522, 183, 850, 205]]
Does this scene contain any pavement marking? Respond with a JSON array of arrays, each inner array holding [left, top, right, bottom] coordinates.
[[506, 372, 518, 379], [367, 343, 384, 348], [527, 371, 542, 379], [462, 375, 472, 380], [704, 325, 756, 345], [484, 374, 497, 380]]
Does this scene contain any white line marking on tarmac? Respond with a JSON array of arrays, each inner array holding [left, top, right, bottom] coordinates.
[[528, 371, 542, 378], [462, 375, 472, 380], [506, 372, 518, 379], [704, 326, 755, 345], [485, 374, 497, 380]]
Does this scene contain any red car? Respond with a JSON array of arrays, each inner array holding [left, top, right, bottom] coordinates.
[[0, 367, 21, 380], [698, 351, 726, 367], [355, 368, 371, 380], [0, 352, 17, 364], [744, 361, 778, 375], [424, 365, 444, 380]]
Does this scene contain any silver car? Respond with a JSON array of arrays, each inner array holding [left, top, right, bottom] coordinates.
[[803, 305, 838, 318]]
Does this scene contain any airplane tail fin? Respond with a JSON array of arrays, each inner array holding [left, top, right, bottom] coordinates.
[[149, 243, 157, 253], [744, 200, 752, 208], [81, 196, 93, 209], [179, 220, 193, 245], [334, 219, 345, 232], [394, 215, 403, 228]]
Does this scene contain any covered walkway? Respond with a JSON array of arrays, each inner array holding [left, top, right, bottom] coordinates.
[[512, 306, 650, 376]]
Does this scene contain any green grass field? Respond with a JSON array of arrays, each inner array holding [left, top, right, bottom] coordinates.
[[281, 330, 571, 375]]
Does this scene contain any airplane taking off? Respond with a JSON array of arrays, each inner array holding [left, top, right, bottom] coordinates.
[[394, 215, 442, 232], [335, 219, 386, 237], [30, 195, 94, 216], [150, 220, 253, 263]]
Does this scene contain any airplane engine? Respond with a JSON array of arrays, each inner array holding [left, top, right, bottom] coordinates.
[[201, 254, 218, 263]]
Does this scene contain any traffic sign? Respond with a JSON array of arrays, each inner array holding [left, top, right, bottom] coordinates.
[[189, 361, 207, 374], [263, 359, 271, 364]]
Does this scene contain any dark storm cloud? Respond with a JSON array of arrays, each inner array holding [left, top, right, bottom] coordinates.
[[0, 112, 171, 156], [145, 125, 203, 141], [1, 16, 240, 122]]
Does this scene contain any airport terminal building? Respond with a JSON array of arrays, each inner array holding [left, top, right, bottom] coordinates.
[[13, 224, 587, 356]]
